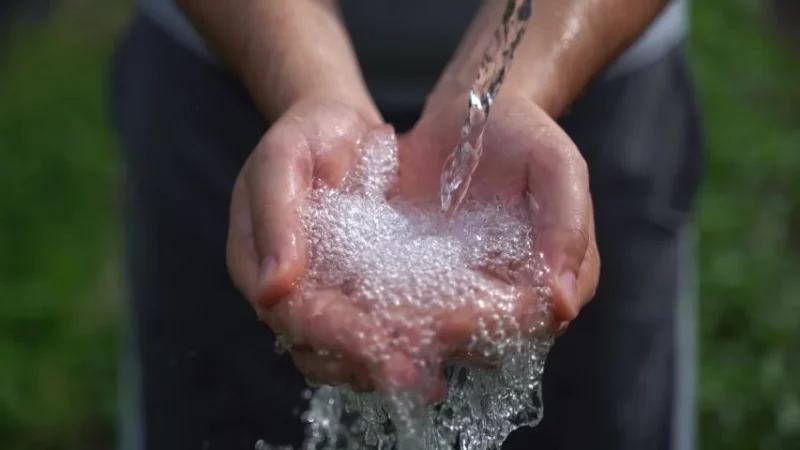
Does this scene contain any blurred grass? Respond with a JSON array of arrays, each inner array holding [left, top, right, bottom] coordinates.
[[0, 0, 798, 449], [0, 1, 128, 449], [691, 0, 800, 449]]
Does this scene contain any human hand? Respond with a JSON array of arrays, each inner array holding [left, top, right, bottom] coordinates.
[[395, 93, 600, 362], [226, 99, 444, 397]]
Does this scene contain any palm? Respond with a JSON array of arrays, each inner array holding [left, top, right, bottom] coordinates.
[[396, 97, 542, 204], [228, 100, 431, 392], [395, 95, 597, 324], [227, 96, 598, 394]]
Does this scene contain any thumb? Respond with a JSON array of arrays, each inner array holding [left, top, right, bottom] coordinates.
[[535, 225, 595, 321], [246, 112, 385, 309], [527, 137, 599, 322], [247, 127, 313, 309]]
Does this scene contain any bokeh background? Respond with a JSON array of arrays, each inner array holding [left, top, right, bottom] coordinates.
[[1, 0, 798, 449]]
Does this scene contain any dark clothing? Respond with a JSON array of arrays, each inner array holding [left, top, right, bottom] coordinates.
[[112, 13, 701, 450]]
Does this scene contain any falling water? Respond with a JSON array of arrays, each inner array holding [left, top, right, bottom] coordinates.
[[440, 0, 533, 215], [294, 126, 552, 450], [259, 2, 552, 450]]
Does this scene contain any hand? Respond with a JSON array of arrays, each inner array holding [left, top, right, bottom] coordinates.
[[226, 99, 438, 395], [396, 93, 600, 360]]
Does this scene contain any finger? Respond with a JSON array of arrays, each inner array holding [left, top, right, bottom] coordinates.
[[435, 281, 549, 341], [247, 126, 314, 308], [291, 350, 374, 392], [267, 289, 421, 391], [436, 301, 546, 349], [316, 124, 397, 191], [422, 368, 449, 404], [294, 352, 447, 403], [526, 128, 597, 322], [433, 283, 551, 364], [576, 212, 601, 306], [292, 345, 446, 402], [445, 348, 499, 369], [247, 119, 392, 308], [227, 175, 261, 303]]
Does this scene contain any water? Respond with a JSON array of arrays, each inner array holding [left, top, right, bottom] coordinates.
[[440, 0, 533, 215], [263, 2, 549, 448], [282, 125, 552, 450]]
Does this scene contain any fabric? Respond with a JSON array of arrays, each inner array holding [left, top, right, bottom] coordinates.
[[112, 11, 701, 450], [137, 0, 687, 108]]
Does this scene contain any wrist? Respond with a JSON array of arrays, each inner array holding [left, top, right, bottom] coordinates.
[[423, 75, 559, 127], [245, 58, 382, 124], [431, 53, 568, 121], [281, 89, 384, 126], [181, 0, 380, 124], [502, 72, 569, 119]]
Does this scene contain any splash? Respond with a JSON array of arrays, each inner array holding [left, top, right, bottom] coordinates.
[[285, 129, 553, 450], [261, 1, 550, 448]]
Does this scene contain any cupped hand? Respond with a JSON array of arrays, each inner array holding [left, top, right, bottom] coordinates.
[[226, 99, 443, 398], [226, 93, 599, 396], [395, 93, 600, 360]]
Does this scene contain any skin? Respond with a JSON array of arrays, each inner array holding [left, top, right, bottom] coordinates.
[[178, 0, 670, 397]]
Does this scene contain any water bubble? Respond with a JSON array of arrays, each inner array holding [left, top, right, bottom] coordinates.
[[268, 2, 547, 447], [291, 122, 553, 450]]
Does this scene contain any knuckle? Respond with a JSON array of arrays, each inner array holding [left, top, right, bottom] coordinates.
[[261, 126, 314, 176], [579, 243, 601, 302], [544, 136, 587, 181], [586, 240, 601, 271], [587, 247, 601, 296], [558, 145, 589, 189], [574, 225, 594, 253]]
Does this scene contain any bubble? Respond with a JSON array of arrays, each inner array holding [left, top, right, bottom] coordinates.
[[272, 126, 555, 450]]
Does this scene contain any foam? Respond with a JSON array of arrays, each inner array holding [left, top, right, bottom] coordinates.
[[278, 128, 553, 450]]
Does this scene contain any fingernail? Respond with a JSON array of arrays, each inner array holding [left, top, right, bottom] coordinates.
[[559, 271, 577, 304], [555, 321, 569, 337], [258, 257, 280, 307]]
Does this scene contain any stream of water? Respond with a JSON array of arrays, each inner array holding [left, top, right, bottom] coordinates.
[[440, 0, 533, 215], [260, 2, 548, 449]]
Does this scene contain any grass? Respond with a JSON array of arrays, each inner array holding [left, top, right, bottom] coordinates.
[[0, 0, 798, 448], [691, 1, 800, 448], [0, 2, 127, 448]]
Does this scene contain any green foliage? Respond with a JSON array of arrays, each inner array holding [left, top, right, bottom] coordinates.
[[0, 4, 125, 450], [691, 0, 800, 448], [0, 0, 797, 449]]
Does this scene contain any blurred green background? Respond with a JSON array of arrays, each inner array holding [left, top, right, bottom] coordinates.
[[0, 0, 798, 448]]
